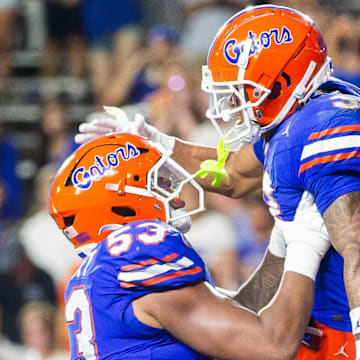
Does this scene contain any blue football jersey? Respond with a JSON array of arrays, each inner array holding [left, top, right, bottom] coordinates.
[[64, 220, 213, 359], [254, 78, 360, 331]]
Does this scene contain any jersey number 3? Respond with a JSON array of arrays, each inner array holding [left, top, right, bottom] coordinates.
[[66, 286, 98, 360], [65, 222, 167, 359]]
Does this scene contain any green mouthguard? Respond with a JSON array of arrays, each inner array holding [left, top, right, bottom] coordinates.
[[196, 138, 230, 187]]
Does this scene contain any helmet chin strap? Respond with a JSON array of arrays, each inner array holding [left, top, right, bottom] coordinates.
[[237, 38, 252, 74], [227, 39, 260, 146]]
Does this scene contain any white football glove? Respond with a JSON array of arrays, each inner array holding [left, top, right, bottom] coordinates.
[[75, 106, 133, 144], [75, 106, 175, 151], [279, 191, 330, 281]]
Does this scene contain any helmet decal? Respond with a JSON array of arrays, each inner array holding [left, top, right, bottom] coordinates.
[[224, 26, 293, 65], [72, 143, 140, 190]]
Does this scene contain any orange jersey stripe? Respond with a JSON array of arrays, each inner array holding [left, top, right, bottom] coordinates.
[[308, 125, 360, 140], [141, 266, 203, 286], [120, 282, 136, 288], [299, 150, 360, 174], [120, 253, 178, 271], [121, 258, 159, 271], [162, 253, 178, 262]]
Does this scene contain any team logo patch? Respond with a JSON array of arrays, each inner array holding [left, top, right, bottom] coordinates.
[[224, 26, 293, 65], [72, 143, 140, 190]]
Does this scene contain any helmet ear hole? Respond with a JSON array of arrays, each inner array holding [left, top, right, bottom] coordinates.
[[268, 81, 282, 100], [64, 215, 75, 227], [111, 207, 136, 217], [281, 72, 291, 88]]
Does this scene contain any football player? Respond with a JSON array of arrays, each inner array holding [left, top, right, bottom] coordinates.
[[49, 133, 329, 360], [75, 5, 360, 360]]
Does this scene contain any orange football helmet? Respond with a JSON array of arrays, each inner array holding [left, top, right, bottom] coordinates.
[[49, 134, 204, 257], [202, 5, 332, 145]]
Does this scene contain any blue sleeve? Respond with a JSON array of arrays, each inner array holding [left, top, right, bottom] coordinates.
[[253, 138, 265, 164], [309, 173, 360, 215], [299, 111, 360, 214], [115, 221, 212, 292]]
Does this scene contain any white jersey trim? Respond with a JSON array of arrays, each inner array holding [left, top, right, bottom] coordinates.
[[117, 256, 194, 282], [301, 135, 360, 160]]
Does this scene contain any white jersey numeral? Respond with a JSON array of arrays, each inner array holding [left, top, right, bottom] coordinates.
[[66, 287, 98, 360], [262, 170, 281, 217], [106, 222, 168, 256], [136, 222, 167, 244], [107, 225, 133, 256]]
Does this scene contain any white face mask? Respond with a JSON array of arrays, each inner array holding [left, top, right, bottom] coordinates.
[[169, 207, 192, 233], [201, 65, 270, 146], [147, 150, 205, 230]]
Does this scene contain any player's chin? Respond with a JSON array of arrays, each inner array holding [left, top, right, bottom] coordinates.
[[169, 198, 186, 209]]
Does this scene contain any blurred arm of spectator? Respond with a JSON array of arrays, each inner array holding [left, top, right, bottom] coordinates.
[[101, 24, 180, 107], [82, 0, 143, 107], [147, 61, 199, 140], [101, 48, 153, 106]]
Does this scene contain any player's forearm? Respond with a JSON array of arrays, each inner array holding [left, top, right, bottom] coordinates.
[[150, 278, 313, 360], [172, 139, 262, 197], [234, 249, 284, 312], [172, 138, 218, 175], [257, 272, 314, 360], [222, 273, 313, 360]]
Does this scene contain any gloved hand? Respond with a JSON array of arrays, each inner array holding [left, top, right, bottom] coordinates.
[[75, 106, 175, 151], [75, 106, 134, 144], [279, 191, 330, 280]]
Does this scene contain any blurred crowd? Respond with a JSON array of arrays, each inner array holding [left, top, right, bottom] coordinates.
[[0, 0, 360, 358]]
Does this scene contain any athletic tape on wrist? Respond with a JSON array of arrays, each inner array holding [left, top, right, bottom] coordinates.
[[146, 123, 175, 152], [268, 222, 286, 258], [160, 133, 175, 152], [284, 243, 321, 281]]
